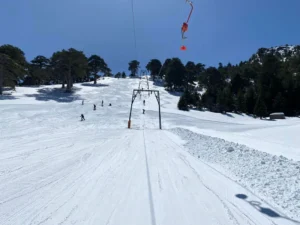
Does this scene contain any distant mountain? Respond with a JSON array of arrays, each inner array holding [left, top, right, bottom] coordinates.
[[249, 44, 300, 64]]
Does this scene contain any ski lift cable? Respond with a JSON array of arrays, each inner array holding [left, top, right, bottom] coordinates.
[[131, 0, 138, 60]]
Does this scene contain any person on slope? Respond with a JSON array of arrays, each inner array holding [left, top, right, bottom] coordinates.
[[143, 100, 145, 106], [94, 104, 96, 110], [81, 114, 85, 121], [101, 100, 104, 107]]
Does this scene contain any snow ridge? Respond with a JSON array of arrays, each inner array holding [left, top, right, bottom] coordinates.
[[171, 127, 300, 220]]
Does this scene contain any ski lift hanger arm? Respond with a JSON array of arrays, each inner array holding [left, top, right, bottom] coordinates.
[[186, 0, 193, 23], [180, 0, 194, 51]]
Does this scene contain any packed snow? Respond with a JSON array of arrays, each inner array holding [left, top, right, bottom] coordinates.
[[0, 77, 299, 225], [171, 128, 300, 220]]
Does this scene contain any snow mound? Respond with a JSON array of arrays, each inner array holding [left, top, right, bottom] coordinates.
[[227, 147, 234, 152], [170, 128, 300, 219]]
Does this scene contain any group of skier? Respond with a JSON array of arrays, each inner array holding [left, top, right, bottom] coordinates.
[[80, 100, 146, 121], [80, 99, 147, 121], [143, 100, 146, 114], [80, 100, 112, 121]]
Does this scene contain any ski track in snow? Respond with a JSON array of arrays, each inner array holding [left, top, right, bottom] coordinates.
[[0, 78, 299, 224]]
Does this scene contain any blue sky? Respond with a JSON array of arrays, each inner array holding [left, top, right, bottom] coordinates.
[[1, 0, 299, 74]]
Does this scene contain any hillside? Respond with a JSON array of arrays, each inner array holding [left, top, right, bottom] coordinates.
[[250, 44, 300, 63], [0, 77, 300, 224]]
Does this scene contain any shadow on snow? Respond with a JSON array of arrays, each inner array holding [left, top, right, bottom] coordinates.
[[81, 83, 109, 87], [166, 91, 182, 97], [221, 112, 235, 118], [0, 87, 18, 100], [153, 81, 164, 87], [235, 194, 300, 224], [0, 94, 18, 100], [25, 87, 82, 103]]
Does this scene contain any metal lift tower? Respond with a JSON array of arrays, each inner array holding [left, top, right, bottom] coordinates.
[[128, 89, 162, 130]]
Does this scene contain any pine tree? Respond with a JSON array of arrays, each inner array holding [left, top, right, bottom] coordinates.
[[201, 67, 225, 92], [216, 87, 233, 113], [160, 58, 172, 78], [0, 44, 26, 94], [178, 94, 189, 111], [121, 72, 126, 78], [128, 60, 140, 77], [192, 91, 201, 106], [165, 58, 185, 90], [27, 55, 51, 85], [183, 89, 193, 105], [202, 88, 217, 111], [272, 92, 285, 112], [104, 68, 112, 77], [289, 55, 300, 115], [146, 59, 162, 80], [115, 72, 121, 78], [217, 90, 226, 113], [50, 48, 88, 92], [245, 87, 256, 114], [223, 87, 234, 112], [254, 95, 268, 119], [235, 90, 246, 113], [195, 63, 205, 77], [197, 98, 203, 110], [184, 61, 197, 90], [88, 55, 108, 84], [259, 54, 282, 110], [231, 73, 245, 95]]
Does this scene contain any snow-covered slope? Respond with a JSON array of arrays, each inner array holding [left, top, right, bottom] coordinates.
[[0, 78, 299, 224], [146, 80, 300, 160]]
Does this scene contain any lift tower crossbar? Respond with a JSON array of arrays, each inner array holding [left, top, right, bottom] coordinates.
[[128, 89, 162, 130]]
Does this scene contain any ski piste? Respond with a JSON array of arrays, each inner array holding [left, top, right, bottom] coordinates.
[[0, 77, 299, 225]]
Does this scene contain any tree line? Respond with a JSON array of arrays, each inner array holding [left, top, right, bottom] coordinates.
[[158, 52, 300, 118], [1, 44, 300, 117], [0, 44, 142, 94], [144, 46, 300, 118]]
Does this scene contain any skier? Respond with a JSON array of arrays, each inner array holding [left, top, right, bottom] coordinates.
[[80, 114, 85, 121], [93, 104, 96, 110], [101, 100, 104, 107], [143, 109, 145, 114], [143, 100, 145, 106]]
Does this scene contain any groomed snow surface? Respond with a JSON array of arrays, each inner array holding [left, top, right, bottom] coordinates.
[[0, 77, 299, 225]]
